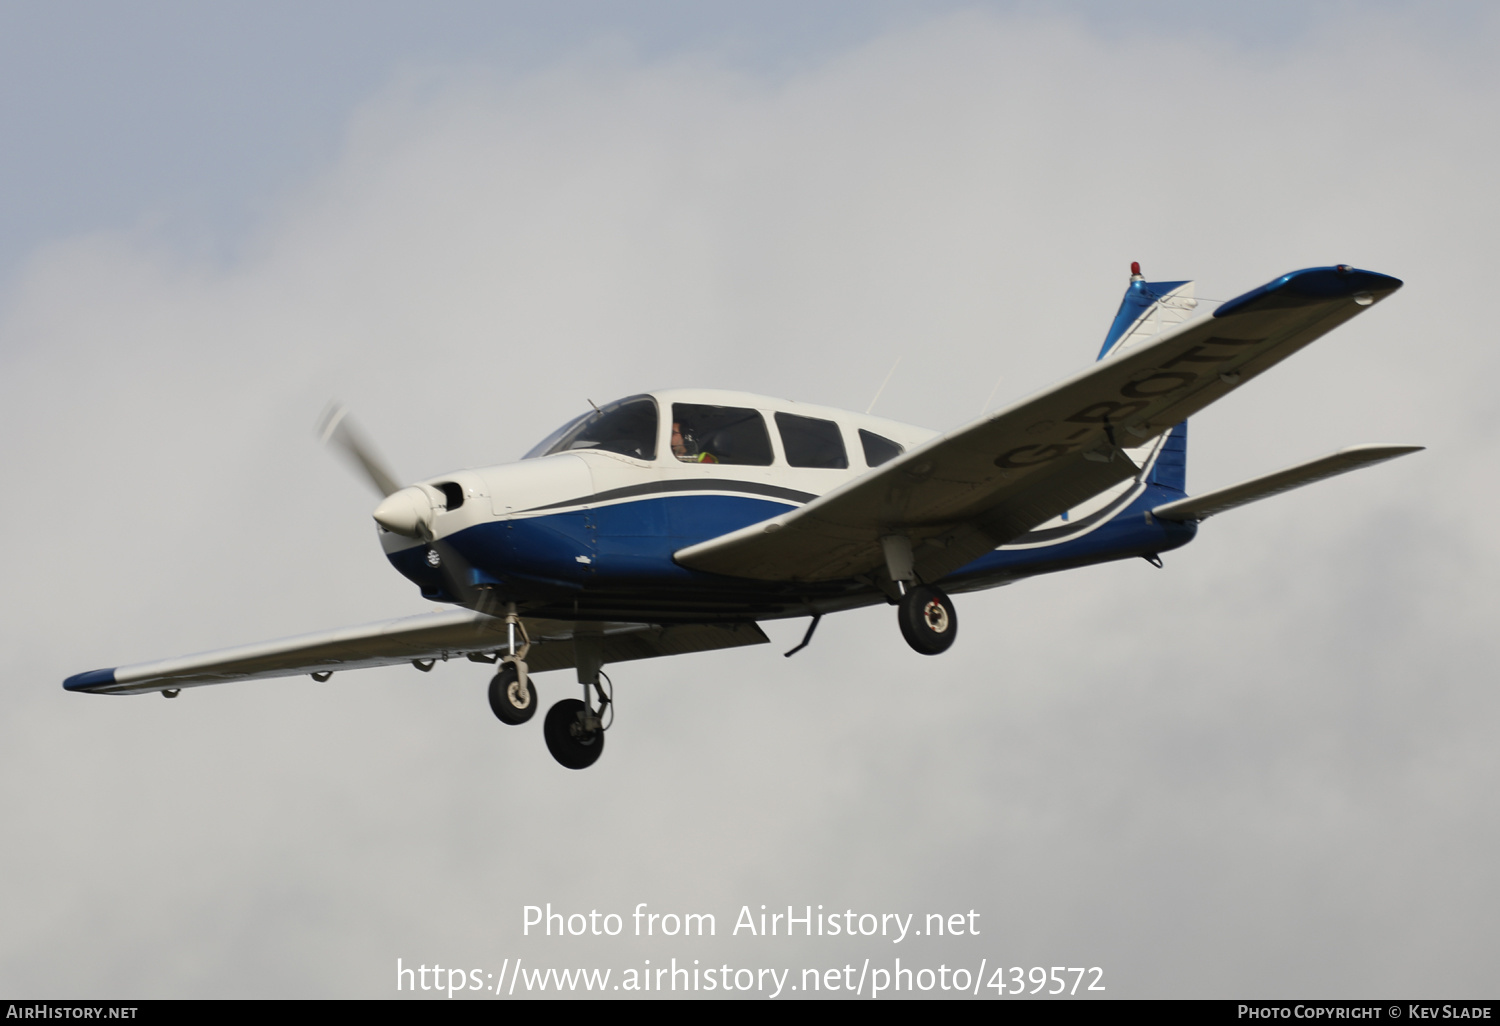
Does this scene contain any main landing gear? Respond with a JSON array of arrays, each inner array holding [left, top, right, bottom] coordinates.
[[898, 584, 958, 655], [544, 627, 610, 770], [883, 534, 958, 656], [543, 674, 610, 770], [485, 605, 611, 769]]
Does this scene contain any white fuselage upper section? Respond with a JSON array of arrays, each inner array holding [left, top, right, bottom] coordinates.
[[378, 389, 938, 553]]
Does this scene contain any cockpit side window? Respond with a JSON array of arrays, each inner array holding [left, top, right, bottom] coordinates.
[[775, 412, 848, 469], [859, 429, 904, 467], [525, 396, 658, 461], [670, 404, 773, 466]]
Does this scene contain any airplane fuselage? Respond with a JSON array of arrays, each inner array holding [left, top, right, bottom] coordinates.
[[379, 388, 1197, 623]]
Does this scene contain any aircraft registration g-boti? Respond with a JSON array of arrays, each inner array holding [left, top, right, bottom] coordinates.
[[65, 264, 1421, 769]]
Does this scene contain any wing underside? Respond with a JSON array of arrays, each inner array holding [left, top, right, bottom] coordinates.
[[65, 611, 769, 696], [676, 266, 1403, 584]]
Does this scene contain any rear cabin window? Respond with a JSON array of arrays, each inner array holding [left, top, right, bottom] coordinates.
[[670, 404, 773, 466], [859, 429, 904, 467], [526, 396, 658, 461], [776, 412, 848, 469]]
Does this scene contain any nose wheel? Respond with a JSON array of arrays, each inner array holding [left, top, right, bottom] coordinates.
[[488, 660, 536, 724], [898, 584, 957, 655]]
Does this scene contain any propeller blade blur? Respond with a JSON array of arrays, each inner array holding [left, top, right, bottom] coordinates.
[[317, 402, 404, 497]]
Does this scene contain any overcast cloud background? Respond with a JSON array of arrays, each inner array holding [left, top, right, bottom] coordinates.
[[1, 1, 1496, 999]]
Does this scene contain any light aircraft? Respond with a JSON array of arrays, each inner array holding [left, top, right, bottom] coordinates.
[[65, 264, 1421, 769]]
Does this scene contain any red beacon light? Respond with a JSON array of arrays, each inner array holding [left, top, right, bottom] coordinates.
[[1130, 261, 1143, 281]]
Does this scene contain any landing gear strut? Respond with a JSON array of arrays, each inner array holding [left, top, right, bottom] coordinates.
[[487, 603, 535, 724], [898, 584, 958, 655], [483, 611, 614, 768], [882, 534, 958, 656]]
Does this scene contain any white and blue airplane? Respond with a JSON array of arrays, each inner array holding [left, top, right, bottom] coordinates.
[[65, 264, 1421, 769]]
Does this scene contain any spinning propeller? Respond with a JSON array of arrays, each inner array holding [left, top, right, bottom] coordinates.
[[317, 403, 486, 608]]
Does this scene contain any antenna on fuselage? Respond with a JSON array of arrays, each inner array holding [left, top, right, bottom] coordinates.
[[587, 398, 602, 414], [866, 357, 902, 415], [978, 374, 1004, 417]]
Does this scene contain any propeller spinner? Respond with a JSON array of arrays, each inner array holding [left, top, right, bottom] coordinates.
[[316, 403, 484, 606]]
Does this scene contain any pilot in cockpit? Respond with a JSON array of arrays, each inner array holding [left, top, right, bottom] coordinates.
[[670, 421, 718, 464]]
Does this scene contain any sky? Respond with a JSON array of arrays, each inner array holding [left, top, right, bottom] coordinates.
[[2, 0, 1497, 1000]]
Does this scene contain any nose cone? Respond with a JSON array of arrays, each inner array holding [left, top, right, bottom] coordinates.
[[372, 486, 433, 537]]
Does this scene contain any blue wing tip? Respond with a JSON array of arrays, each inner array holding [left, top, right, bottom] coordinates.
[[63, 668, 117, 692], [1215, 265, 1402, 318]]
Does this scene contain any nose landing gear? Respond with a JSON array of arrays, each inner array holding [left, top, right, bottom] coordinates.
[[487, 604, 536, 724], [488, 662, 536, 724]]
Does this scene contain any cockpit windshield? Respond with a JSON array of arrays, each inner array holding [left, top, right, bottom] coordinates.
[[523, 395, 659, 461]]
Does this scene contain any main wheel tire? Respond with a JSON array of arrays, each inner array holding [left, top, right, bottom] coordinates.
[[543, 698, 606, 769], [898, 584, 957, 655], [488, 663, 537, 725]]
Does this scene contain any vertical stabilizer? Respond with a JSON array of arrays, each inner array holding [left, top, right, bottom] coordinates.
[[1101, 264, 1191, 494], [1097, 262, 1197, 361]]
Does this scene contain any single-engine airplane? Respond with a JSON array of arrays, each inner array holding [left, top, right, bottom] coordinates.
[[65, 264, 1421, 769]]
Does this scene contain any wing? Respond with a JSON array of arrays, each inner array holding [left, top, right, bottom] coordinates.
[[1150, 444, 1423, 522], [676, 265, 1402, 584], [63, 611, 769, 696]]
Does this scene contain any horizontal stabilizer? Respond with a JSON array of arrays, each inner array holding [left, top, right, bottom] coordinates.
[[1150, 444, 1423, 522]]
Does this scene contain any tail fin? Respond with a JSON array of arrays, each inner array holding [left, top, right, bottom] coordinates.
[[1102, 263, 1193, 492], [1097, 261, 1197, 361]]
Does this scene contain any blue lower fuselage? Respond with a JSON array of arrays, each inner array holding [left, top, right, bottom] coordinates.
[[386, 484, 1197, 623]]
